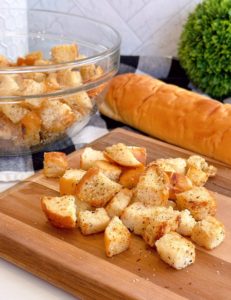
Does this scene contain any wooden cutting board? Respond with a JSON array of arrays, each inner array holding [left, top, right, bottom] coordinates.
[[0, 128, 231, 300]]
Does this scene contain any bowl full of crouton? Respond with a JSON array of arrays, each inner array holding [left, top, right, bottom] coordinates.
[[0, 9, 120, 155]]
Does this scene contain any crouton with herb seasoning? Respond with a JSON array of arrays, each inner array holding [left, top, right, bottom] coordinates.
[[94, 160, 122, 182], [151, 157, 187, 174], [176, 187, 216, 221], [106, 188, 133, 218], [78, 208, 110, 235], [43, 152, 68, 178], [155, 232, 195, 270], [191, 216, 225, 249], [75, 167, 121, 207], [143, 207, 180, 247], [59, 169, 86, 195], [104, 143, 145, 167], [105, 216, 131, 257], [133, 165, 169, 206], [80, 147, 108, 170], [41, 195, 76, 229], [177, 209, 196, 237], [2, 104, 29, 124], [51, 43, 78, 63], [119, 165, 145, 189], [168, 172, 193, 200]]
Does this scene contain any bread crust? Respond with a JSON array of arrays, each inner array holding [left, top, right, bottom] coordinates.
[[100, 73, 231, 165]]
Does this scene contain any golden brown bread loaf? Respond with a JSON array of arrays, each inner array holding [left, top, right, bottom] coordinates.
[[99, 73, 231, 165]]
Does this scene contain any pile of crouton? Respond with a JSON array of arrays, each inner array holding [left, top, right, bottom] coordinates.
[[0, 44, 103, 148], [41, 143, 225, 270]]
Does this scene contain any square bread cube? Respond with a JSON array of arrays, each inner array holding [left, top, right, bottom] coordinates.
[[177, 209, 196, 237], [94, 160, 122, 182], [128, 146, 147, 165], [75, 167, 121, 207], [119, 165, 145, 189], [0, 112, 22, 141], [21, 111, 41, 146], [133, 165, 169, 206], [176, 187, 216, 221], [80, 147, 108, 170], [187, 155, 217, 177], [0, 75, 20, 96], [155, 232, 195, 270], [104, 143, 144, 167], [41, 195, 76, 229], [59, 169, 86, 195], [25, 51, 43, 65], [62, 92, 93, 115], [168, 172, 193, 200], [20, 79, 45, 96], [154, 157, 187, 174], [78, 208, 110, 235], [143, 208, 180, 247], [43, 152, 68, 178], [191, 216, 225, 249], [2, 104, 29, 123], [75, 197, 94, 217], [57, 70, 82, 87], [106, 188, 133, 218], [186, 166, 209, 187], [105, 216, 131, 257], [51, 44, 78, 63]]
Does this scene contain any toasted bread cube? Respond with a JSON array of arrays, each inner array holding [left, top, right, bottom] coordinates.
[[168, 172, 193, 200], [80, 63, 97, 81], [133, 165, 169, 206], [76, 167, 121, 207], [94, 160, 122, 181], [143, 208, 180, 247], [104, 143, 143, 167], [40, 100, 75, 132], [177, 209, 196, 236], [176, 187, 216, 221], [43, 152, 68, 178], [57, 70, 82, 87], [119, 165, 145, 189], [106, 188, 133, 218], [154, 158, 187, 174], [34, 59, 51, 66], [23, 98, 45, 109], [121, 202, 166, 236], [0, 75, 20, 96], [21, 111, 41, 146], [0, 112, 22, 141], [45, 73, 60, 92], [2, 104, 29, 124], [187, 155, 217, 177], [41, 195, 76, 229], [60, 169, 86, 195], [80, 147, 108, 170], [75, 197, 94, 217], [156, 232, 195, 270], [22, 72, 46, 83], [191, 216, 225, 249], [62, 92, 93, 115], [186, 166, 209, 187], [105, 216, 131, 257], [20, 79, 45, 96], [167, 200, 177, 209], [128, 146, 147, 165], [25, 51, 43, 65], [51, 44, 78, 63], [78, 208, 110, 235]]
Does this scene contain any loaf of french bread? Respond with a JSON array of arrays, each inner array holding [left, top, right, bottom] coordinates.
[[99, 73, 231, 165]]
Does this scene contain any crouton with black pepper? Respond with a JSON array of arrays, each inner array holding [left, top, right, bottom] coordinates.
[[59, 169, 86, 195], [51, 44, 78, 63], [152, 157, 187, 174], [94, 160, 122, 182], [191, 216, 225, 249], [177, 209, 196, 237], [105, 216, 131, 257], [106, 188, 133, 218], [168, 172, 193, 200], [80, 147, 108, 170], [119, 165, 145, 189], [43, 152, 68, 178], [155, 232, 195, 270]]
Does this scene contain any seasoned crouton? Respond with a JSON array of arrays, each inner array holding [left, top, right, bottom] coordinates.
[[57, 70, 82, 87], [119, 165, 145, 189], [187, 155, 217, 177], [104, 143, 144, 167], [133, 165, 169, 206], [76, 167, 121, 207], [105, 216, 131, 257], [143, 208, 180, 247], [45, 73, 60, 92], [128, 146, 147, 165], [94, 160, 122, 181], [186, 166, 209, 187], [153, 158, 187, 174], [106, 188, 133, 218], [0, 112, 22, 141], [40, 100, 75, 132], [177, 209, 196, 237], [80, 147, 108, 170], [191, 216, 225, 249], [121, 202, 166, 236], [0, 75, 19, 96], [21, 111, 41, 146], [23, 98, 45, 110], [43, 152, 68, 178], [24, 51, 43, 65], [155, 232, 195, 270], [176, 187, 216, 221], [2, 104, 29, 124], [60, 169, 86, 195], [80, 63, 97, 81], [62, 92, 93, 115], [78, 208, 110, 235], [22, 72, 46, 83], [41, 195, 76, 229], [51, 44, 78, 63], [168, 172, 193, 200], [20, 79, 45, 96], [75, 197, 94, 217]]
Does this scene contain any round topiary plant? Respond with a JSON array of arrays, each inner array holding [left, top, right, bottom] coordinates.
[[178, 0, 231, 100]]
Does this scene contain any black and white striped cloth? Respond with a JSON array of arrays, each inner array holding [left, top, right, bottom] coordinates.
[[0, 56, 226, 191]]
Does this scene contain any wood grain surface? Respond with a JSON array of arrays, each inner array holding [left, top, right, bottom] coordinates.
[[0, 128, 231, 300]]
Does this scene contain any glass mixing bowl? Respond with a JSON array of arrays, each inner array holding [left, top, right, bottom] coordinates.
[[0, 9, 120, 155]]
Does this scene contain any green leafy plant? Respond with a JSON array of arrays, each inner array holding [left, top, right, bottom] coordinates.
[[178, 0, 231, 100]]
